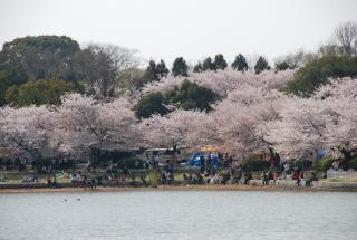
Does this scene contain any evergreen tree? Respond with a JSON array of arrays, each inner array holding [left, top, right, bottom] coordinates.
[[145, 59, 169, 81], [288, 55, 357, 96], [0, 36, 80, 81], [133, 93, 168, 119], [133, 80, 217, 118], [254, 56, 270, 74], [275, 62, 291, 71], [193, 62, 203, 73], [0, 68, 27, 106], [166, 79, 217, 112], [202, 57, 214, 71], [213, 54, 228, 70], [5, 79, 72, 107], [155, 59, 169, 79], [146, 59, 157, 80], [232, 54, 249, 71], [172, 57, 188, 77]]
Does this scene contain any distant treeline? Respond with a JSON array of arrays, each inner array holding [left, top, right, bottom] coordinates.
[[0, 21, 357, 107]]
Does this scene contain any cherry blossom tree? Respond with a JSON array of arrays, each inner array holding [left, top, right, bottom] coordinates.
[[138, 82, 288, 157], [1, 67, 355, 172], [263, 97, 328, 157], [264, 77, 357, 167], [212, 85, 285, 156], [54, 94, 139, 155], [142, 68, 296, 97], [138, 110, 218, 148], [0, 93, 141, 163], [0, 105, 58, 162], [321, 78, 357, 169]]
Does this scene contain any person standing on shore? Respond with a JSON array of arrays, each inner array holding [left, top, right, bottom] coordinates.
[[297, 172, 301, 186], [52, 174, 57, 189], [47, 176, 51, 189], [261, 172, 266, 185], [200, 155, 205, 173]]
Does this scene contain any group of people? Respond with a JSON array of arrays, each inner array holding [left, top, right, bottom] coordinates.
[[260, 170, 316, 187], [182, 170, 252, 185], [196, 153, 220, 174], [144, 152, 160, 170], [183, 172, 204, 184], [160, 170, 174, 184], [22, 174, 39, 183], [291, 170, 304, 186], [260, 171, 280, 185], [47, 175, 57, 189], [69, 172, 97, 190]]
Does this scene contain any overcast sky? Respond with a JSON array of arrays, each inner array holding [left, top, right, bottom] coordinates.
[[1, 0, 357, 66]]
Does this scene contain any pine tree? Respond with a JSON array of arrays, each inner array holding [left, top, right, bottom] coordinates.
[[146, 60, 157, 80], [145, 59, 169, 81], [202, 57, 214, 71], [254, 56, 270, 74], [193, 62, 203, 73], [232, 54, 249, 71], [213, 54, 228, 70], [172, 57, 188, 77], [155, 59, 169, 79]]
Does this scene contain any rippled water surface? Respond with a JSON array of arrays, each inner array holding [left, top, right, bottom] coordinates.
[[0, 191, 356, 240]]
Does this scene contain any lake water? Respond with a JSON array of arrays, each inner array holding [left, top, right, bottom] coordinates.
[[0, 191, 356, 240]]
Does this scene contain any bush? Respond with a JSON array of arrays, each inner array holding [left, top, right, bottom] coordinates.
[[5, 79, 73, 106], [348, 156, 357, 170], [293, 159, 312, 170], [316, 156, 335, 172], [288, 55, 357, 96], [166, 79, 217, 112], [133, 80, 217, 118], [276, 62, 292, 71], [147, 171, 160, 187], [242, 159, 270, 172], [0, 68, 28, 106], [133, 93, 169, 119]]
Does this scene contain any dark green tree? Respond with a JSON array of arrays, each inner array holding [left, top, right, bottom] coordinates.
[[145, 59, 157, 80], [202, 57, 214, 71], [133, 93, 169, 119], [155, 59, 169, 79], [275, 62, 291, 71], [213, 54, 228, 70], [0, 68, 27, 106], [166, 79, 217, 112], [232, 54, 249, 71], [193, 62, 203, 73], [254, 56, 271, 74], [133, 80, 217, 118], [288, 55, 357, 96], [0, 36, 80, 81], [172, 57, 188, 77], [5, 79, 72, 106], [129, 59, 169, 90]]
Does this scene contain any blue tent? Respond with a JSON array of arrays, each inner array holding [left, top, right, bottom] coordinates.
[[209, 153, 219, 167], [186, 152, 219, 169], [186, 152, 203, 166]]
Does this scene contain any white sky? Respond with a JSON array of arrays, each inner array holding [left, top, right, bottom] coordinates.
[[0, 0, 357, 66]]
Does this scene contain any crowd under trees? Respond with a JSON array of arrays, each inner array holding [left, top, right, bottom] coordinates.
[[1, 21, 357, 169]]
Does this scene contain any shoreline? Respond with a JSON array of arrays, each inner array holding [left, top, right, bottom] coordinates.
[[1, 183, 357, 193]]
